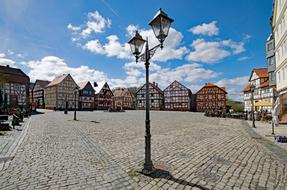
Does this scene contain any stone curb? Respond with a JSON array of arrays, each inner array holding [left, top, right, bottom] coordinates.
[[0, 118, 31, 171]]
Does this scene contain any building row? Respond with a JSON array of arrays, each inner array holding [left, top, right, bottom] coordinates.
[[243, 0, 287, 123], [0, 65, 228, 112], [272, 0, 287, 122]]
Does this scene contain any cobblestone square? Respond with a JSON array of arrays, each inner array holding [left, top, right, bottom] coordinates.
[[0, 110, 287, 189]]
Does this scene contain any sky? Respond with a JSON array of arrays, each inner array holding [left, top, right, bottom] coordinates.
[[0, 0, 273, 101]]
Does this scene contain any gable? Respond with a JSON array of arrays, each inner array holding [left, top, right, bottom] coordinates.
[[81, 82, 95, 93], [250, 71, 259, 82], [196, 86, 227, 95], [34, 83, 42, 91], [101, 83, 110, 91], [164, 80, 189, 92]]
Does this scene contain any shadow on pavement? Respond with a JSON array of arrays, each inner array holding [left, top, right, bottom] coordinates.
[[31, 111, 45, 115], [142, 168, 209, 190]]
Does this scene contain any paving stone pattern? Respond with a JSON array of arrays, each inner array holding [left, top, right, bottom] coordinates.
[[0, 110, 286, 189]]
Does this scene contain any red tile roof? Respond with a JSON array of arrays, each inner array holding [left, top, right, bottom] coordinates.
[[196, 83, 227, 94], [113, 88, 134, 98], [242, 84, 252, 92], [254, 68, 268, 78], [260, 80, 269, 88], [46, 74, 68, 87]]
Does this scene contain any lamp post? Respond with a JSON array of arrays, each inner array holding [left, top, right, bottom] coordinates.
[[272, 91, 276, 135], [250, 84, 256, 128], [271, 88, 279, 135], [128, 8, 173, 175], [74, 86, 79, 121]]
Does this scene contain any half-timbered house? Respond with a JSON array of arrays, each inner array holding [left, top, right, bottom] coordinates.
[[94, 82, 113, 110], [242, 68, 274, 112], [196, 83, 227, 112], [44, 74, 78, 110], [0, 65, 30, 111], [163, 80, 192, 111], [32, 80, 50, 108], [29, 83, 34, 105], [78, 81, 95, 110], [112, 88, 135, 110], [136, 82, 164, 110]]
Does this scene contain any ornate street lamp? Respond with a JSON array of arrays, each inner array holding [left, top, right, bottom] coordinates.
[[128, 8, 173, 175], [250, 84, 256, 128]]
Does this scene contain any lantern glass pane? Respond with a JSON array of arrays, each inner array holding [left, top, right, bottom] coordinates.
[[151, 17, 161, 38], [161, 17, 171, 36], [129, 37, 145, 55]]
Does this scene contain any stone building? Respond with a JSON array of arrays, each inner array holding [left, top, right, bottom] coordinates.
[[44, 74, 78, 110], [136, 82, 164, 110], [112, 88, 135, 110], [271, 0, 287, 122], [0, 65, 30, 111], [266, 33, 276, 88], [163, 80, 192, 111], [243, 68, 274, 112], [196, 83, 227, 112], [78, 81, 95, 110], [32, 80, 50, 109], [94, 82, 113, 110]]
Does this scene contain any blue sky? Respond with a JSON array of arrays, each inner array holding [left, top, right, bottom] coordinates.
[[0, 0, 273, 100]]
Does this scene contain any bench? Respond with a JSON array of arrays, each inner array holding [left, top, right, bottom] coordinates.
[[0, 115, 10, 131]]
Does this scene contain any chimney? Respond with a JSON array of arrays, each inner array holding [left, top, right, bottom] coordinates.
[[153, 81, 156, 86], [6, 65, 9, 68], [156, 83, 158, 87]]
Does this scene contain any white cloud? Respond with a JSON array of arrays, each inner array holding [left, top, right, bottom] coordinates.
[[216, 76, 249, 101], [67, 24, 81, 32], [189, 21, 219, 36], [187, 38, 246, 64], [149, 63, 220, 88], [110, 61, 220, 90], [67, 11, 111, 39], [126, 24, 139, 37], [221, 40, 245, 54], [124, 61, 161, 72], [238, 56, 249, 61], [83, 35, 131, 59], [0, 53, 5, 58], [0, 58, 16, 66], [21, 56, 107, 82], [83, 25, 188, 62], [187, 39, 230, 64]]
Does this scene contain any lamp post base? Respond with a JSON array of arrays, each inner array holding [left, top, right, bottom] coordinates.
[[142, 163, 154, 175]]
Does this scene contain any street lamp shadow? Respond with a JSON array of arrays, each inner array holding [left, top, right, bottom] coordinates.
[[140, 168, 209, 190]]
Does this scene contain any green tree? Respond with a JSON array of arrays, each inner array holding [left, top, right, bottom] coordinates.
[[227, 98, 244, 112]]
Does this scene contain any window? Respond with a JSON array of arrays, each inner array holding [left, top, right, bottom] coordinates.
[[268, 56, 275, 66], [269, 72, 275, 82], [267, 43, 273, 51]]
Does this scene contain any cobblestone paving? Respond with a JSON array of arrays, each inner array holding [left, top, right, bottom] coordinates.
[[0, 110, 287, 189]]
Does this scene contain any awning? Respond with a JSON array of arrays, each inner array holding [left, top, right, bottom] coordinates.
[[255, 101, 272, 107]]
